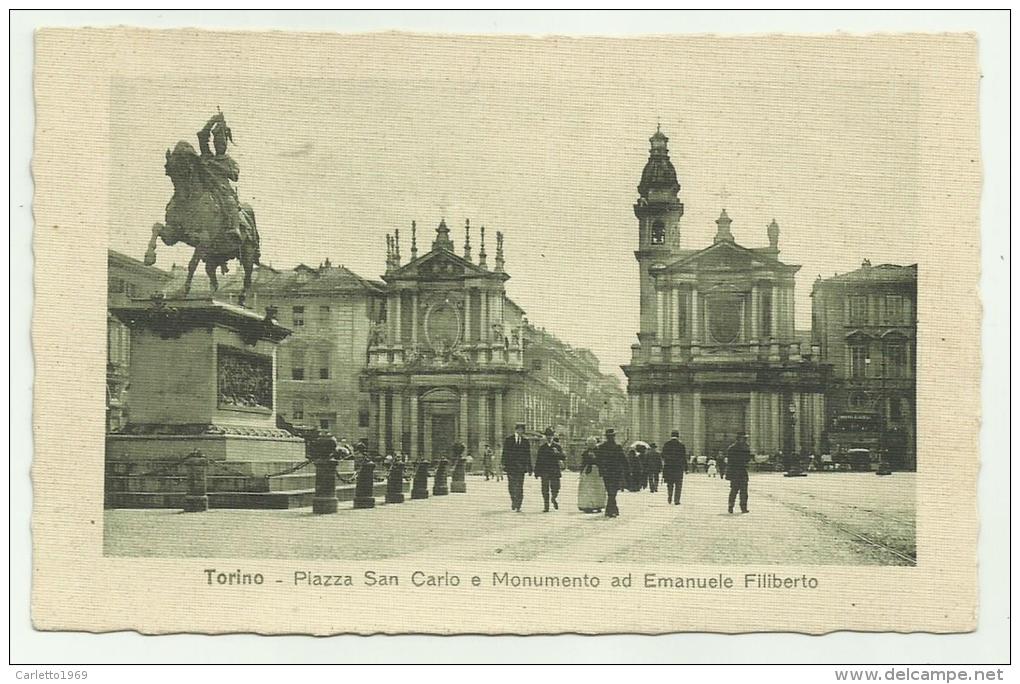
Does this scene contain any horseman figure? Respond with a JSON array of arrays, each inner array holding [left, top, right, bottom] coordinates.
[[144, 111, 261, 306]]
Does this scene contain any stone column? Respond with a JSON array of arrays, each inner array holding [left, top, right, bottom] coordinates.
[[787, 285, 795, 339], [463, 290, 472, 343], [749, 391, 760, 454], [691, 287, 700, 353], [392, 391, 404, 454], [671, 392, 683, 438], [409, 393, 419, 460], [482, 291, 490, 342], [423, 408, 433, 460], [656, 289, 665, 341], [393, 292, 402, 345], [750, 283, 759, 341], [410, 293, 419, 346], [692, 391, 703, 459], [459, 389, 469, 447], [477, 392, 488, 455], [793, 392, 802, 454], [813, 394, 825, 453], [377, 390, 388, 454], [770, 393, 780, 454], [629, 394, 639, 441], [770, 283, 779, 338], [651, 392, 661, 445], [494, 390, 504, 443]]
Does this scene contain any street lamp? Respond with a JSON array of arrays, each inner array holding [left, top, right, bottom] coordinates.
[[784, 396, 807, 477]]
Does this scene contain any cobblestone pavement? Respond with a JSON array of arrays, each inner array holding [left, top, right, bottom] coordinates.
[[105, 472, 915, 565]]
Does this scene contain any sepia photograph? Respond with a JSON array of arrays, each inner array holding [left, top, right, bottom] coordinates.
[[101, 41, 920, 568], [22, 13, 999, 648]]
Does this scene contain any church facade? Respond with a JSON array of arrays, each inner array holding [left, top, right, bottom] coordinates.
[[622, 128, 830, 460], [360, 219, 526, 460]]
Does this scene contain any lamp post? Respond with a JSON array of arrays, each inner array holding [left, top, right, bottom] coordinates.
[[783, 395, 806, 477]]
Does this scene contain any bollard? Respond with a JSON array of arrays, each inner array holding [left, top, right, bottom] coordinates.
[[183, 450, 209, 512], [385, 462, 405, 504], [309, 435, 340, 514], [433, 458, 450, 496], [450, 458, 467, 494], [876, 452, 893, 476], [353, 461, 377, 509], [410, 461, 430, 500], [311, 456, 339, 514]]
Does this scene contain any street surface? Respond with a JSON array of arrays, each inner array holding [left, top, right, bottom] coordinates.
[[105, 472, 915, 565]]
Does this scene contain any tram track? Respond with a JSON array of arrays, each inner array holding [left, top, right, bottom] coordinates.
[[783, 489, 914, 527], [760, 491, 917, 566]]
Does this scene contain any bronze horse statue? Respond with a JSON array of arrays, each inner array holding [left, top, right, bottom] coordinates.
[[144, 113, 261, 306]]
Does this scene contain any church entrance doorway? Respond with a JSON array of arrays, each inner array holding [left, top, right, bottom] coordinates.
[[431, 413, 457, 460], [704, 400, 747, 461]]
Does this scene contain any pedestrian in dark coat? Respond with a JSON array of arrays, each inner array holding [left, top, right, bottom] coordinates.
[[595, 429, 628, 518], [534, 427, 565, 511], [726, 433, 752, 514], [644, 443, 663, 493], [661, 430, 688, 505], [628, 446, 645, 492], [502, 422, 532, 511]]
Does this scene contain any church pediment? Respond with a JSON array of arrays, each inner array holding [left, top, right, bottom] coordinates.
[[386, 249, 492, 282], [664, 241, 780, 275]]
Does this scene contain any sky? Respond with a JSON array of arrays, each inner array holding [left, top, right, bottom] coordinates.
[[109, 33, 927, 382]]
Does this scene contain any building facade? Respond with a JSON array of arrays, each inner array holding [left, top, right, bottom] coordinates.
[[361, 219, 625, 459], [119, 219, 626, 456], [811, 261, 917, 468], [622, 128, 829, 460], [107, 250, 173, 431]]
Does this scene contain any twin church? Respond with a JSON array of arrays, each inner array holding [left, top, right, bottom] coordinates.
[[623, 127, 829, 459]]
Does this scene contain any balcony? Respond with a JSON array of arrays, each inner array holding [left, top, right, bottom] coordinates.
[[367, 340, 524, 371], [633, 340, 822, 366]]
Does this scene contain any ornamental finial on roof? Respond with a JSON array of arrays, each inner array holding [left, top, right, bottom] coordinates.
[[478, 225, 488, 269]]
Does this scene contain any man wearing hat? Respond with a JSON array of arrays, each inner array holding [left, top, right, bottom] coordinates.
[[502, 421, 533, 512], [725, 433, 752, 514], [594, 428, 628, 518], [661, 429, 688, 505], [534, 427, 565, 512]]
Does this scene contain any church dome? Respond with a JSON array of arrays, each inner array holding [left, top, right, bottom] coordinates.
[[637, 126, 680, 198]]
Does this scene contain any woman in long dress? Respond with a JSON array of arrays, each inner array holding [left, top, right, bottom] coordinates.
[[577, 437, 607, 513]]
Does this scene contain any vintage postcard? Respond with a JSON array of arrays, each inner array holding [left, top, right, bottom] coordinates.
[[31, 27, 981, 635]]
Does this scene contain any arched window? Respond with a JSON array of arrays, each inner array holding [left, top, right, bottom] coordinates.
[[651, 220, 666, 245]]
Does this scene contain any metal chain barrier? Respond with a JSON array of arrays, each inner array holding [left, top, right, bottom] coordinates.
[[130, 452, 194, 479], [261, 459, 313, 479]]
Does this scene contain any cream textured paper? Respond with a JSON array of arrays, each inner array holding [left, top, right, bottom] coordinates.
[[32, 28, 980, 634]]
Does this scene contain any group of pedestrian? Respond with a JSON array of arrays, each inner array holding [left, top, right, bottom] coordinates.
[[502, 423, 566, 512], [496, 421, 754, 518]]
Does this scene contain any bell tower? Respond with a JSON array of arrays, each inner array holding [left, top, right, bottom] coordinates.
[[634, 126, 684, 339]]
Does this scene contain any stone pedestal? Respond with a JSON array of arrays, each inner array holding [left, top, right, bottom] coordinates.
[[106, 298, 304, 508]]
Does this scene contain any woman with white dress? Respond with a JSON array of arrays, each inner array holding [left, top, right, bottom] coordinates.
[[577, 437, 607, 513]]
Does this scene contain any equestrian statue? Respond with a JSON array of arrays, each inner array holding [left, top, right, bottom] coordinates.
[[144, 111, 261, 306]]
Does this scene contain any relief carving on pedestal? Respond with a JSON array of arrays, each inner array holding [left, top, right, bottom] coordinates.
[[217, 345, 273, 411]]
